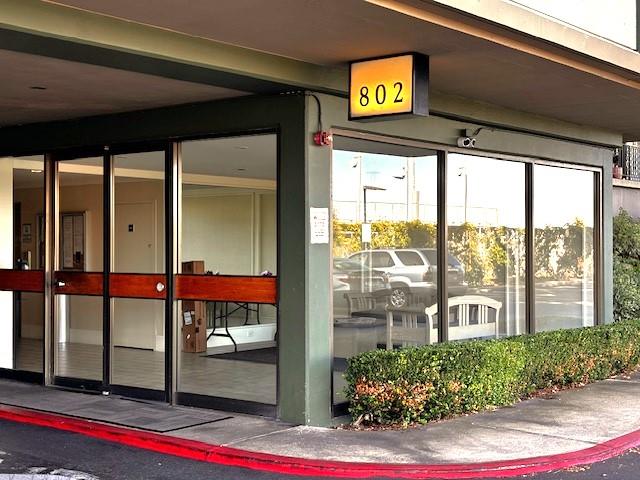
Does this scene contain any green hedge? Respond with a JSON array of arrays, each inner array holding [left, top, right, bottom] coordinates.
[[614, 210, 640, 321], [345, 320, 640, 426]]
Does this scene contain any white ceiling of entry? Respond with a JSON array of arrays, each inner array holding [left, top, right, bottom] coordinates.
[[48, 0, 640, 139], [0, 49, 248, 127], [12, 134, 276, 189]]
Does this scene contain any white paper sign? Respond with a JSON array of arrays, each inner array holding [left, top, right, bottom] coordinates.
[[361, 223, 372, 243], [183, 311, 193, 326], [310, 207, 329, 244]]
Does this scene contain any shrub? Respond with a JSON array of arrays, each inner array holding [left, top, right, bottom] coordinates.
[[613, 209, 640, 321], [345, 319, 640, 426], [613, 209, 640, 260]]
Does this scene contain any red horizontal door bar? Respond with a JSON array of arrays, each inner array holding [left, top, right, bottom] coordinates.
[[175, 275, 277, 304], [53, 271, 103, 296], [0, 269, 44, 292], [109, 273, 167, 300]]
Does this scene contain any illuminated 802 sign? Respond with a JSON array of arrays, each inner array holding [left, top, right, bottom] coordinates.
[[349, 53, 429, 121]]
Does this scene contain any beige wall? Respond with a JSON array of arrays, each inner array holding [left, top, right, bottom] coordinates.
[[181, 190, 277, 276], [8, 169, 278, 349], [13, 184, 44, 338]]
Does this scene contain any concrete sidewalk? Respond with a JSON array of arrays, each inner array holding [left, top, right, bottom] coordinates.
[[0, 374, 639, 466]]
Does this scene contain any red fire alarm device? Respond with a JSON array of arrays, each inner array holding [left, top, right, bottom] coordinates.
[[313, 131, 332, 146]]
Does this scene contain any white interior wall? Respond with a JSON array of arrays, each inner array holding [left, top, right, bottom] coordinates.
[[182, 192, 253, 274], [113, 180, 165, 349], [0, 158, 13, 368], [6, 167, 278, 351], [13, 184, 45, 339]]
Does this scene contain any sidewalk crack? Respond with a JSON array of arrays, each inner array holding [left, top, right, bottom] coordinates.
[[221, 426, 302, 447], [473, 422, 599, 445]]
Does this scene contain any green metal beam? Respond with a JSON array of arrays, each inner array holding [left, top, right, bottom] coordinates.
[[0, 0, 347, 95]]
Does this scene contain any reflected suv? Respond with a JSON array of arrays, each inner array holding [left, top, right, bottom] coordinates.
[[332, 258, 391, 314], [348, 248, 467, 308], [333, 258, 390, 297]]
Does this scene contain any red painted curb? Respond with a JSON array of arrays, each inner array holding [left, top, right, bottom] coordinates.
[[0, 404, 638, 479]]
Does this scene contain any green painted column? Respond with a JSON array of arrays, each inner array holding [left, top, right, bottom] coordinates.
[[277, 94, 332, 426]]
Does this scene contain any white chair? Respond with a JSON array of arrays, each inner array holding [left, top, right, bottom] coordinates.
[[386, 295, 502, 349], [344, 292, 376, 316]]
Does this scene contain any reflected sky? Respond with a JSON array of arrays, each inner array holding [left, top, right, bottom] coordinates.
[[334, 150, 594, 228]]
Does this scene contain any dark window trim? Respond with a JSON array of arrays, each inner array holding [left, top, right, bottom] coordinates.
[[176, 392, 276, 418], [0, 368, 43, 384], [329, 131, 604, 414], [525, 162, 535, 333], [437, 150, 449, 342]]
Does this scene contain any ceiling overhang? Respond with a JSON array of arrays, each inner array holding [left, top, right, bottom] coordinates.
[[1, 0, 640, 141]]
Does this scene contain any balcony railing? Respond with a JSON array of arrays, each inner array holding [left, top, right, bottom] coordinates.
[[619, 145, 640, 182]]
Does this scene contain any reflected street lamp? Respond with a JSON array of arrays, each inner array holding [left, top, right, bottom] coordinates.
[[363, 185, 386, 224], [457, 166, 468, 224]]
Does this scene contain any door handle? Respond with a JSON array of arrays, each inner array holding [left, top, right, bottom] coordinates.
[[55, 280, 66, 287]]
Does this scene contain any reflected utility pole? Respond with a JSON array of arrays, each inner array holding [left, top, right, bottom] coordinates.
[[457, 166, 468, 224]]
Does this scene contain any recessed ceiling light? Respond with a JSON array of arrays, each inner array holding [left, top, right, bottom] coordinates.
[[29, 86, 47, 90], [30, 169, 43, 173], [234, 146, 249, 150]]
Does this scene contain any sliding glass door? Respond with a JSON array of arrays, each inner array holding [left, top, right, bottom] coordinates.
[[175, 134, 278, 415], [53, 155, 105, 389], [109, 149, 167, 397]]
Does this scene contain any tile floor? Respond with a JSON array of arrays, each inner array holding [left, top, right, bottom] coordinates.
[[15, 338, 276, 405]]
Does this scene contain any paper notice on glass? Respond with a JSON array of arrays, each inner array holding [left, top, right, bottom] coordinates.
[[62, 215, 74, 269], [183, 311, 193, 326], [310, 207, 329, 244], [361, 223, 372, 243]]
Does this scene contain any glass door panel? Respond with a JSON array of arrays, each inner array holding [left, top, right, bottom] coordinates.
[[0, 155, 45, 375], [53, 156, 104, 385], [176, 134, 278, 411], [110, 150, 166, 392]]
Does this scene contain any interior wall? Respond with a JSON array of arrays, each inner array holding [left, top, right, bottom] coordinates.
[[182, 189, 277, 323], [182, 192, 253, 274], [8, 170, 277, 350], [114, 180, 165, 349], [260, 192, 277, 275], [13, 184, 44, 339], [52, 179, 276, 348]]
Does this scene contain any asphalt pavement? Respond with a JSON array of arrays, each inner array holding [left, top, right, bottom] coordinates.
[[0, 419, 334, 480], [2, 419, 640, 480]]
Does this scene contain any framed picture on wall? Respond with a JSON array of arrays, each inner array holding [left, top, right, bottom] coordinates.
[[60, 212, 86, 271]]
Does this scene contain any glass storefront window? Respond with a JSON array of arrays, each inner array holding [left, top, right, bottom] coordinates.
[[447, 154, 526, 340], [534, 165, 595, 331], [331, 137, 600, 409], [331, 137, 438, 405]]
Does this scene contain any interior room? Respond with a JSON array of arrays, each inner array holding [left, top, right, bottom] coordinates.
[[5, 133, 277, 405]]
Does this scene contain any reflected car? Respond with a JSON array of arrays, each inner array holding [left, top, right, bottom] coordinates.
[[348, 248, 467, 308], [333, 258, 391, 294], [332, 258, 391, 313]]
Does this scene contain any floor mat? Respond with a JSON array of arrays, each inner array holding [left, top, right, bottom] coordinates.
[[205, 348, 349, 371], [0, 383, 231, 432], [203, 347, 277, 364]]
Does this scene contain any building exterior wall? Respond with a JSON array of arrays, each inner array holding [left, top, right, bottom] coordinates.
[[613, 182, 640, 218], [0, 88, 617, 425]]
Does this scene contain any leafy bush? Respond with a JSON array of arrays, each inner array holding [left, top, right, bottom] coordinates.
[[613, 209, 640, 260], [345, 320, 640, 426], [613, 209, 640, 321], [333, 219, 588, 287]]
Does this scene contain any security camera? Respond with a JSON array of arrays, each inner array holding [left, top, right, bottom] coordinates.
[[457, 136, 477, 148]]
